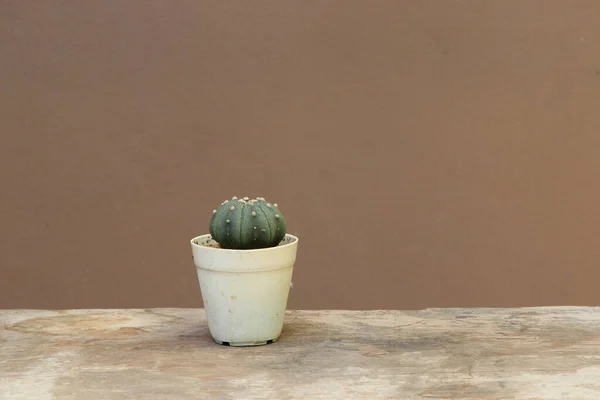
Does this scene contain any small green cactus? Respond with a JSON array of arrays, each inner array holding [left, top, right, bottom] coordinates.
[[209, 196, 287, 250]]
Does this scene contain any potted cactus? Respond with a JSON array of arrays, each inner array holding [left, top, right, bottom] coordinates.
[[190, 196, 299, 346]]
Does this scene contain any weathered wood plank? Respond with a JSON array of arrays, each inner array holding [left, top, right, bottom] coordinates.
[[1, 307, 600, 399]]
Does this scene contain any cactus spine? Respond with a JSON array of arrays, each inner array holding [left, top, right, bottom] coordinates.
[[209, 196, 287, 250]]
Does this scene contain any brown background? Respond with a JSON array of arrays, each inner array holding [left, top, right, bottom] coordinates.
[[1, 1, 600, 310]]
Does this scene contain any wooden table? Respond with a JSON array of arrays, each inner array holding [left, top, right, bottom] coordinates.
[[1, 307, 599, 399]]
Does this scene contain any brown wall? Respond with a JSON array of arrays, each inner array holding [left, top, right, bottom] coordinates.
[[2, 1, 600, 310]]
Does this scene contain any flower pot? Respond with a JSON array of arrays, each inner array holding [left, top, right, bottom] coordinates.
[[190, 233, 299, 346]]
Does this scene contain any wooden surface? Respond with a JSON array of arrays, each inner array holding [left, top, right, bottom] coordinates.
[[1, 307, 600, 399]]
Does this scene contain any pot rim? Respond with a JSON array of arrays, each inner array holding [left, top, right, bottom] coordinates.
[[190, 233, 299, 253]]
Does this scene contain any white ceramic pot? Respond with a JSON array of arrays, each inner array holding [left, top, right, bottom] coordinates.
[[190, 233, 299, 346]]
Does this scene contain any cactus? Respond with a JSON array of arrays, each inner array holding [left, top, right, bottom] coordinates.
[[209, 196, 287, 250]]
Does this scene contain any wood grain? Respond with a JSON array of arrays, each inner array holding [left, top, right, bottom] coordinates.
[[1, 307, 600, 399]]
